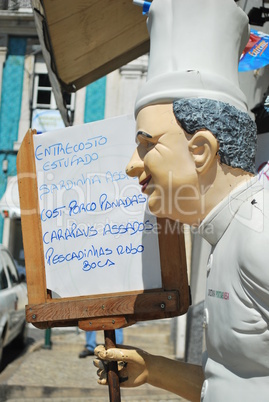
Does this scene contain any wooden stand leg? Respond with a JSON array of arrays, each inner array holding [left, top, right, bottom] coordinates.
[[104, 330, 121, 402]]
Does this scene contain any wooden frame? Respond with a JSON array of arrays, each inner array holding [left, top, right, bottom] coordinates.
[[17, 129, 190, 331]]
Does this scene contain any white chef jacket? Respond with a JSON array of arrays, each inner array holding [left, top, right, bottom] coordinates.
[[198, 177, 269, 402]]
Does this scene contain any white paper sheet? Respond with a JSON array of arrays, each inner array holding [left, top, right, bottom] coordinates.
[[33, 114, 162, 298]]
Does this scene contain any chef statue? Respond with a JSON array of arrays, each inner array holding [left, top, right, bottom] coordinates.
[[94, 0, 269, 401]]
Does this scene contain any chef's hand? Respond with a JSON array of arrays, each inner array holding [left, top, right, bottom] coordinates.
[[94, 344, 152, 387]]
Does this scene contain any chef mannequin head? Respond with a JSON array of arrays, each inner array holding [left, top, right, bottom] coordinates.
[[126, 99, 256, 225]]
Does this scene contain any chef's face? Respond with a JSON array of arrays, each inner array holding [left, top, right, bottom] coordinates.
[[126, 104, 200, 224]]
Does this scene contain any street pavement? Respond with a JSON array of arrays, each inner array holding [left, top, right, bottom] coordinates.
[[0, 319, 190, 402]]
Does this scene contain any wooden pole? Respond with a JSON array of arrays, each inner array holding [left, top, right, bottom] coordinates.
[[104, 329, 121, 402]]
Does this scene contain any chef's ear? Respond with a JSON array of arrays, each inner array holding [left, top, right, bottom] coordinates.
[[188, 130, 219, 175]]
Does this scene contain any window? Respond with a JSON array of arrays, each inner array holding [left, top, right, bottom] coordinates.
[[0, 264, 8, 290], [2, 250, 19, 286], [31, 61, 75, 131], [32, 62, 75, 111], [32, 71, 56, 109], [35, 74, 52, 107]]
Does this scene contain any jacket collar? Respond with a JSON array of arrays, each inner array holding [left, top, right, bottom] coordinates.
[[198, 177, 262, 246]]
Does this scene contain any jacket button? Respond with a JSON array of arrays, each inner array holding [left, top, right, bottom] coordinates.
[[203, 308, 209, 328], [207, 253, 213, 274], [201, 380, 208, 400]]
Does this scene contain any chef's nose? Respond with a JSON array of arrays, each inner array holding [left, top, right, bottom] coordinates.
[[126, 148, 144, 178]]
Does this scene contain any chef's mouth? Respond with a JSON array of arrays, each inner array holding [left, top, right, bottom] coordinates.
[[139, 174, 152, 193]]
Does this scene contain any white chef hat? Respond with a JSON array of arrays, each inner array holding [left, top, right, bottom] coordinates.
[[135, 0, 250, 116]]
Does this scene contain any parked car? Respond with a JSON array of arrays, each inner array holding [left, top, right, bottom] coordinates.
[[0, 245, 28, 366]]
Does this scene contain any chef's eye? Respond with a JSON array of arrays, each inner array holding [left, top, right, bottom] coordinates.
[[136, 131, 155, 149]]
